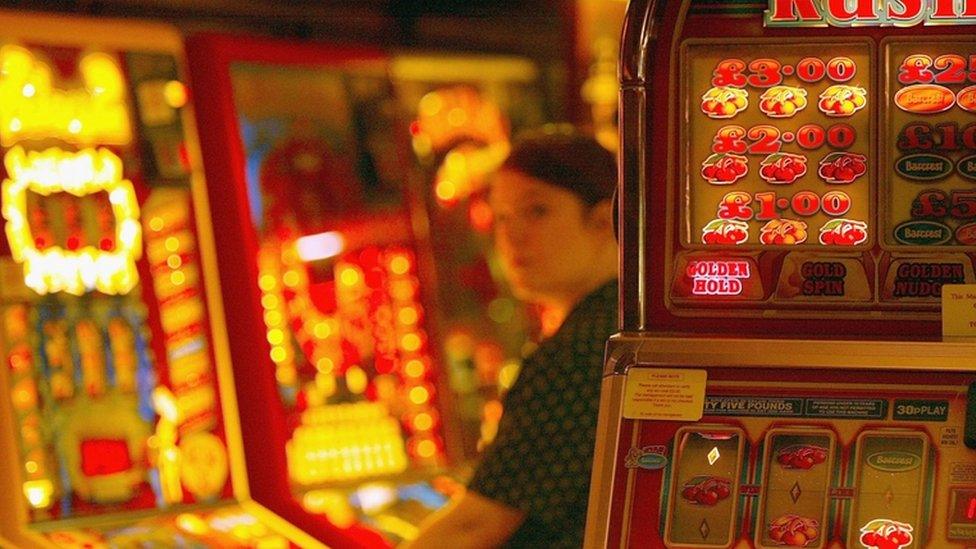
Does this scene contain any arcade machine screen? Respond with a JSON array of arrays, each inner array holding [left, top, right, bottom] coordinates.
[[187, 35, 506, 546], [583, 0, 976, 548], [0, 12, 312, 549], [233, 58, 451, 539]]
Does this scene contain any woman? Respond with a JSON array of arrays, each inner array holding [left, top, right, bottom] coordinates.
[[405, 128, 619, 548]]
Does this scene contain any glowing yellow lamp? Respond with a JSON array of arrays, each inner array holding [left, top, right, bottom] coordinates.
[[1, 146, 142, 295], [23, 479, 53, 509], [0, 46, 131, 146]]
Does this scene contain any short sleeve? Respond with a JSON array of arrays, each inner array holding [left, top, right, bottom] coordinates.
[[466, 282, 616, 548]]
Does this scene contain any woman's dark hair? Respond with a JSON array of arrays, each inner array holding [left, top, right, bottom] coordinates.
[[499, 126, 616, 207]]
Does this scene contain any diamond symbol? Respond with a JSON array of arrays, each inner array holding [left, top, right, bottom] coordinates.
[[708, 447, 720, 465], [790, 481, 802, 503], [700, 519, 710, 539]]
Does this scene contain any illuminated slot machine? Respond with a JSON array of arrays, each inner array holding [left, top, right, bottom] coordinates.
[[187, 35, 485, 547], [392, 54, 550, 457], [585, 0, 976, 548], [0, 11, 317, 549]]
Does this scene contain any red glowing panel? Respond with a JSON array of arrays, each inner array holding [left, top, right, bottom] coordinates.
[[686, 260, 752, 296], [80, 438, 132, 477], [950, 489, 976, 523]]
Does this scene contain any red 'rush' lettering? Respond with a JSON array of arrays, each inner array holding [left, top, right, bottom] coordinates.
[[765, 0, 976, 26]]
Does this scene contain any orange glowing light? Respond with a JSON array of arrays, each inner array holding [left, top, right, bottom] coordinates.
[[270, 347, 287, 363], [313, 321, 332, 339], [258, 274, 277, 292], [282, 270, 300, 288], [483, 400, 504, 422], [163, 80, 188, 109], [419, 92, 444, 117], [261, 293, 279, 309], [315, 357, 335, 373], [416, 439, 437, 458], [435, 179, 457, 202], [468, 199, 494, 232], [391, 280, 416, 301], [9, 353, 28, 371], [397, 306, 419, 325], [346, 366, 368, 394], [447, 107, 468, 127], [405, 359, 427, 378], [409, 386, 430, 405], [264, 310, 282, 326], [164, 237, 180, 252], [340, 267, 361, 287], [413, 413, 434, 431], [267, 329, 284, 346], [389, 255, 411, 275], [176, 513, 210, 535], [276, 366, 297, 385], [401, 333, 422, 352]]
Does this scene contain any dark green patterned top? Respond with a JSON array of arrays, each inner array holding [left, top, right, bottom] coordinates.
[[468, 280, 619, 549]]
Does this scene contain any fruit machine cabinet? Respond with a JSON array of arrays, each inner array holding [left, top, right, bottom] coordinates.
[[584, 0, 976, 547], [391, 53, 553, 458], [187, 34, 475, 547], [0, 10, 320, 549]]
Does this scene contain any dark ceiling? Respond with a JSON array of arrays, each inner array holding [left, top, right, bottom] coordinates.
[[0, 0, 572, 57]]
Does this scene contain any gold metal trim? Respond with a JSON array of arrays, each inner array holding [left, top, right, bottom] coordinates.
[[618, 423, 641, 549], [179, 54, 253, 505], [241, 500, 328, 549], [0, 9, 182, 50], [617, 335, 976, 372]]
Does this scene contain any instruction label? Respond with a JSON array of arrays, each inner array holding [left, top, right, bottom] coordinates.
[[623, 368, 707, 421], [943, 284, 976, 339]]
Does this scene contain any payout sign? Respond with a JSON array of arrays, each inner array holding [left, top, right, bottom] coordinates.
[[766, 0, 976, 26]]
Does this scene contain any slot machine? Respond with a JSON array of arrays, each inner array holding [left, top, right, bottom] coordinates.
[[0, 11, 317, 548], [585, 0, 976, 547], [189, 35, 540, 547]]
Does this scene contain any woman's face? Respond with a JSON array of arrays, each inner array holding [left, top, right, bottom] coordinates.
[[489, 169, 610, 304]]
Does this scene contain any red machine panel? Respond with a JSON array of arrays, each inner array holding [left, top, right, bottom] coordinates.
[[585, 0, 976, 547]]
